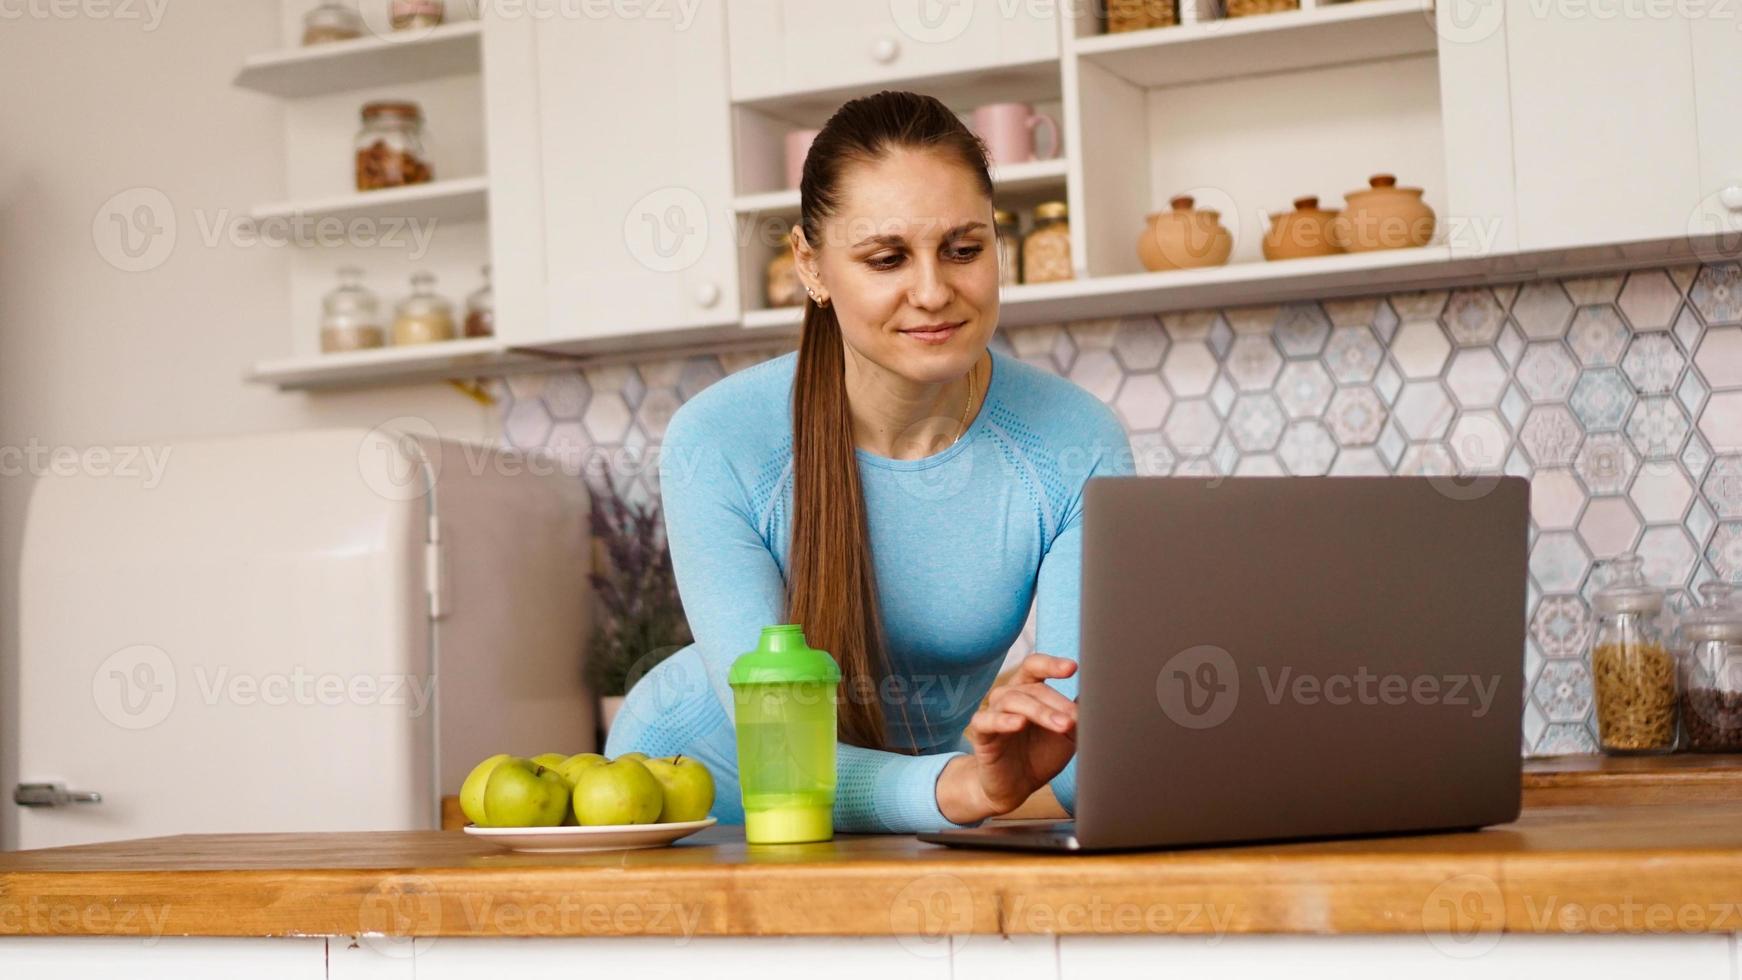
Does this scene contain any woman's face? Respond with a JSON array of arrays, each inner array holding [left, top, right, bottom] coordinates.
[[795, 147, 999, 386]]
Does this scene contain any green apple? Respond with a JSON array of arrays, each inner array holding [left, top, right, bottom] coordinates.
[[643, 755, 715, 823], [556, 753, 608, 787], [530, 752, 569, 769], [481, 759, 569, 827], [572, 757, 663, 826], [459, 754, 514, 826], [615, 752, 649, 763]]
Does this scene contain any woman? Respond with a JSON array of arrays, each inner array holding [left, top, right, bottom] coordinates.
[[606, 90, 1134, 832]]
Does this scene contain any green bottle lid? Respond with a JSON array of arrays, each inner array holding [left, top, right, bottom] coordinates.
[[727, 624, 843, 686]]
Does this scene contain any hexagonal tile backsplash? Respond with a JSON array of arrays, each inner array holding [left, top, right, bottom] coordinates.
[[495, 262, 1742, 757]]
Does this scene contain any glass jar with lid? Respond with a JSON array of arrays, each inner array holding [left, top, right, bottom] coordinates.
[[303, 3, 364, 44], [994, 208, 1022, 286], [765, 228, 803, 308], [355, 101, 433, 191], [463, 265, 494, 338], [319, 267, 384, 353], [1678, 582, 1742, 752], [392, 272, 456, 345], [1587, 554, 1678, 754], [1023, 201, 1073, 284], [390, 0, 444, 30]]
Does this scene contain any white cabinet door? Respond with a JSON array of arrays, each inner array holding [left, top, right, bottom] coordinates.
[[502, 3, 741, 343], [1690, 18, 1742, 241], [1504, 4, 1701, 251], [728, 0, 1059, 101]]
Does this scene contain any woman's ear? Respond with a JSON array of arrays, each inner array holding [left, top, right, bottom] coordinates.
[[791, 223, 827, 306]]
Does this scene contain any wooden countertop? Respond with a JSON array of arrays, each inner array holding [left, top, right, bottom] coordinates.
[[6, 800, 1742, 939]]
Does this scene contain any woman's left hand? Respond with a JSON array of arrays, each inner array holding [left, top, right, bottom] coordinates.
[[937, 654, 1078, 825]]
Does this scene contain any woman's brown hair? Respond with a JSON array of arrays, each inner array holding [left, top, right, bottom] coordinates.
[[786, 90, 994, 750]]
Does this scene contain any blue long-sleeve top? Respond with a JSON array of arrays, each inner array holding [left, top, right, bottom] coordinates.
[[605, 345, 1135, 832]]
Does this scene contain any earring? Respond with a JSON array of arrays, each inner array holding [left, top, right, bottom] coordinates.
[[807, 286, 828, 307]]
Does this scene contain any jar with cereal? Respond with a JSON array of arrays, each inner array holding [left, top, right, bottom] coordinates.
[[1587, 554, 1678, 754], [1678, 582, 1742, 752], [392, 272, 456, 345], [319, 267, 384, 353], [1022, 201, 1073, 284]]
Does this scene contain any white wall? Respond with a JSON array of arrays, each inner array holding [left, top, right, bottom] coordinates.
[[0, 7, 499, 851]]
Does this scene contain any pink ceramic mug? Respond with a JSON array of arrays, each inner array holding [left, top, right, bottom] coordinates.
[[785, 129, 819, 189], [971, 102, 1060, 166]]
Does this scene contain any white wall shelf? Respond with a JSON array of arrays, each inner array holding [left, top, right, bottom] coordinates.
[[234, 20, 483, 98], [1072, 0, 1438, 89], [248, 337, 544, 389], [250, 176, 489, 226]]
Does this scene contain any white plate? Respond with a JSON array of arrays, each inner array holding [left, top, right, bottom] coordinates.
[[463, 817, 717, 852]]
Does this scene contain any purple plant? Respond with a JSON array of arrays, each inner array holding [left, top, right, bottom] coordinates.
[[584, 479, 692, 697]]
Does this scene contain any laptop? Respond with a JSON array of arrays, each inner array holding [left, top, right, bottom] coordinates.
[[921, 475, 1529, 852]]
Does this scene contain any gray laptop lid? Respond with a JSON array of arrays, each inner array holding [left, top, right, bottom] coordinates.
[[1073, 476, 1528, 849]]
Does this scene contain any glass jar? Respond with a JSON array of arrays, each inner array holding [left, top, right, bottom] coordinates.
[[390, 0, 443, 30], [1678, 582, 1742, 752], [1587, 554, 1678, 754], [994, 208, 1022, 286], [464, 265, 494, 338], [355, 101, 433, 191], [392, 272, 456, 345], [319, 267, 385, 353], [765, 229, 803, 308], [1023, 201, 1073, 284], [303, 2, 364, 44]]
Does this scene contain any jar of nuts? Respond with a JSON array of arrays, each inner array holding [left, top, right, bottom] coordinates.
[[994, 208, 1022, 286], [1678, 582, 1742, 753], [355, 101, 433, 192], [390, 0, 443, 30], [1587, 554, 1678, 754], [302, 3, 364, 45], [1023, 201, 1073, 284]]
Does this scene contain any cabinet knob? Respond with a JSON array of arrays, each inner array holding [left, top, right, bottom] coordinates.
[[1721, 185, 1742, 212], [694, 282, 721, 308], [871, 37, 900, 64]]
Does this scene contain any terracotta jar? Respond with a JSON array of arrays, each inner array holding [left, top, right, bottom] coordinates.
[[1262, 195, 1343, 261], [1332, 174, 1435, 252], [1137, 194, 1233, 272]]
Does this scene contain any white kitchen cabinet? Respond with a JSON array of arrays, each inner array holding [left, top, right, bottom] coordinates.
[[1504, 4, 1702, 251], [727, 0, 1060, 103], [1689, 18, 1742, 243], [488, 2, 742, 349]]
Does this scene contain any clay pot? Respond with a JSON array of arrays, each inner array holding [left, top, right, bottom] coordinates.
[[1137, 194, 1233, 272], [1331, 174, 1435, 252], [1262, 195, 1344, 261]]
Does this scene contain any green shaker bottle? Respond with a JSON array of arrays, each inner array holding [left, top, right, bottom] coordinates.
[[728, 624, 841, 844]]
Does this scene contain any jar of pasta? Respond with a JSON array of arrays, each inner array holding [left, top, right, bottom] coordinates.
[[1023, 201, 1073, 284], [994, 208, 1021, 286], [1587, 554, 1677, 754], [392, 272, 456, 345], [1678, 582, 1742, 752]]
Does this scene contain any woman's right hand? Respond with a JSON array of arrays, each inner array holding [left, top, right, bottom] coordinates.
[[936, 654, 1079, 825]]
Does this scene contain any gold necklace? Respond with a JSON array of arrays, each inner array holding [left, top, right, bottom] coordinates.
[[951, 358, 978, 448]]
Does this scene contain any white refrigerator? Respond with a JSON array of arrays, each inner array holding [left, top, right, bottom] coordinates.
[[14, 427, 597, 850]]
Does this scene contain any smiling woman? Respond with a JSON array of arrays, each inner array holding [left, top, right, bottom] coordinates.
[[606, 90, 1134, 833]]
